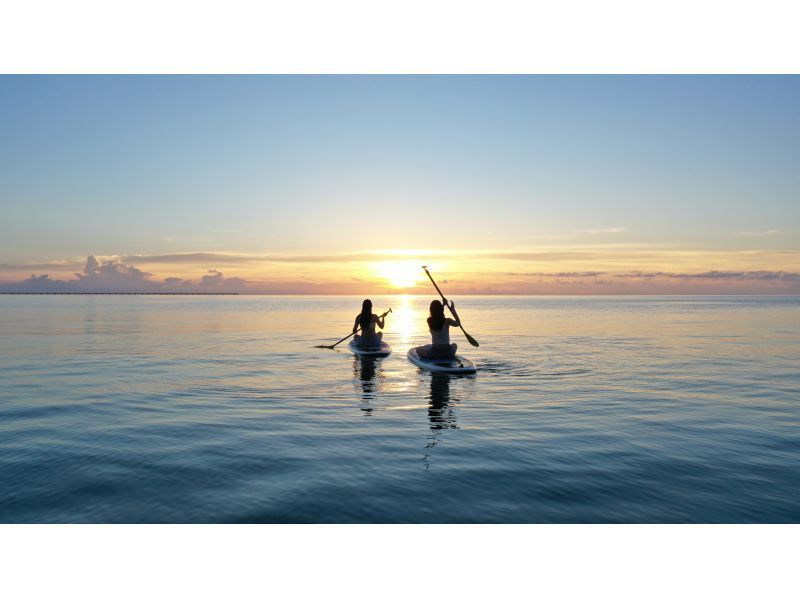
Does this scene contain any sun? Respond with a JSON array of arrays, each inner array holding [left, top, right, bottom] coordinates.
[[374, 260, 424, 289]]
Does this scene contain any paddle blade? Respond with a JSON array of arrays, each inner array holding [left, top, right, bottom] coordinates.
[[463, 330, 480, 347], [314, 344, 335, 349]]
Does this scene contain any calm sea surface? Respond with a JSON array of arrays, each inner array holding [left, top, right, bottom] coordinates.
[[1, 295, 798, 523]]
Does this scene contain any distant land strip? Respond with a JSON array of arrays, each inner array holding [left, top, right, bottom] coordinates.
[[0, 292, 239, 295]]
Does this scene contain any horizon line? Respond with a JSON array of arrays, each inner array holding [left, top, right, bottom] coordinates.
[[2, 292, 799, 298]]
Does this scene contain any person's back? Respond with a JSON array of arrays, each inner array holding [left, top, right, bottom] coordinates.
[[423, 299, 459, 359], [358, 314, 379, 345], [353, 298, 386, 348], [430, 318, 451, 346]]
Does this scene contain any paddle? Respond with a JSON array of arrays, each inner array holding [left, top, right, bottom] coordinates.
[[315, 308, 392, 349], [422, 266, 479, 347]]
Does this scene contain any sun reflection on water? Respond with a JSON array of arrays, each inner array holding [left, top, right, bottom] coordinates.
[[388, 294, 416, 347]]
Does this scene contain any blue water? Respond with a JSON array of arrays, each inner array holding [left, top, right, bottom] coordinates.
[[1, 295, 798, 522]]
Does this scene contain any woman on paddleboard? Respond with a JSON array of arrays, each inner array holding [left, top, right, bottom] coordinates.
[[352, 299, 387, 348], [419, 299, 460, 359]]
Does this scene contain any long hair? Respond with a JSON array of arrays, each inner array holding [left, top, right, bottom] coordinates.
[[428, 299, 445, 331], [359, 299, 373, 329]]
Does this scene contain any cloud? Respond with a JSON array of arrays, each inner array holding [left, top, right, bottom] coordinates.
[[74, 255, 153, 288], [615, 270, 800, 281], [119, 251, 423, 265], [199, 269, 247, 290], [10, 274, 71, 291], [2, 252, 799, 295], [575, 227, 628, 235], [528, 234, 576, 240], [482, 251, 596, 261], [733, 230, 783, 237], [0, 260, 79, 272], [122, 252, 252, 265], [613, 271, 666, 279], [502, 271, 607, 277], [439, 269, 800, 295], [0, 256, 247, 293], [552, 271, 607, 278], [18, 245, 783, 275]]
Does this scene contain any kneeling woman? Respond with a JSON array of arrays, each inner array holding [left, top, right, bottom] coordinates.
[[353, 299, 387, 348], [420, 299, 460, 359]]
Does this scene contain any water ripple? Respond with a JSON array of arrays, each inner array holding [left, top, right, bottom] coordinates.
[[1, 295, 799, 522]]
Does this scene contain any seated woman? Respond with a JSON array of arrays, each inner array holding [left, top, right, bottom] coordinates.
[[418, 299, 460, 359], [352, 299, 387, 348]]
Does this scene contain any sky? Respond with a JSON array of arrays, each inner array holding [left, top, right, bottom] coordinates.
[[0, 75, 798, 294]]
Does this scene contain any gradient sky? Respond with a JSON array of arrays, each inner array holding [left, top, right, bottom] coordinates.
[[1, 75, 798, 293]]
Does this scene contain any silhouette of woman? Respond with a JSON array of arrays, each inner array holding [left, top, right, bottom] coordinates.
[[418, 299, 460, 359], [352, 299, 387, 348]]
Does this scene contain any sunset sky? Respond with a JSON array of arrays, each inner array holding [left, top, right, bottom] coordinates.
[[1, 75, 798, 294]]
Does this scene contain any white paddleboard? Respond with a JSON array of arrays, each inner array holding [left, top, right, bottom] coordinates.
[[407, 347, 476, 374], [349, 340, 392, 358]]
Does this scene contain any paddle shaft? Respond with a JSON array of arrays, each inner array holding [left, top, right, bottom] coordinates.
[[324, 308, 391, 349], [422, 267, 479, 347]]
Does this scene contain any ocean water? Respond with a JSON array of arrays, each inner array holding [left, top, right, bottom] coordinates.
[[0, 295, 798, 523]]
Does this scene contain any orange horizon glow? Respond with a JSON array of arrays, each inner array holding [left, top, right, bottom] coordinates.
[[1, 246, 799, 295]]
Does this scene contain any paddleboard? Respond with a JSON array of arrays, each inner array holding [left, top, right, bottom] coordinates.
[[407, 346, 476, 374], [348, 340, 392, 358]]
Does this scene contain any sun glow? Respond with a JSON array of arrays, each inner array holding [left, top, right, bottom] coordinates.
[[373, 260, 425, 289]]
